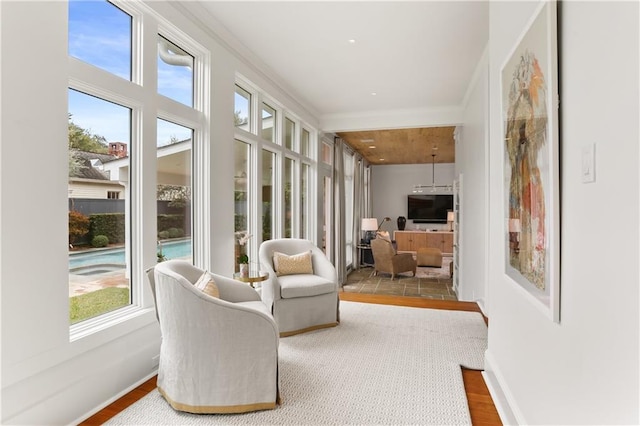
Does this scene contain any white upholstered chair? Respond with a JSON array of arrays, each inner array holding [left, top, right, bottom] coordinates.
[[259, 238, 340, 337], [149, 260, 279, 413]]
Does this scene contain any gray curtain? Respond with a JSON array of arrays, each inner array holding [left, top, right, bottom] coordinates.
[[352, 158, 364, 268], [333, 137, 346, 286]]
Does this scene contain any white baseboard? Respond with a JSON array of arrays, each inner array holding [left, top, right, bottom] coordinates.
[[71, 370, 157, 425], [483, 349, 523, 425]]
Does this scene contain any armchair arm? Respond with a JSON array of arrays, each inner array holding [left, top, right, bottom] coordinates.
[[311, 247, 338, 284], [258, 248, 281, 310]]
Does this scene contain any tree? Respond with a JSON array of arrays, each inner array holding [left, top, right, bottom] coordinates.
[[234, 110, 248, 127], [68, 114, 109, 153], [157, 185, 190, 208], [69, 210, 90, 246]]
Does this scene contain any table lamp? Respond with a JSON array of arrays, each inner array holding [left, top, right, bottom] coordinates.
[[361, 218, 378, 243], [447, 211, 455, 231]]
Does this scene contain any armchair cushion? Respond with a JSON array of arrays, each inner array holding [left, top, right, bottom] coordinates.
[[278, 274, 336, 299], [194, 271, 220, 298], [273, 250, 313, 276]]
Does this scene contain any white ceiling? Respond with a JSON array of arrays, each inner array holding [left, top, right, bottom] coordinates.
[[191, 1, 489, 131]]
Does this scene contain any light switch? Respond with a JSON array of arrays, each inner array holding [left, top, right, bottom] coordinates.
[[582, 144, 595, 183]]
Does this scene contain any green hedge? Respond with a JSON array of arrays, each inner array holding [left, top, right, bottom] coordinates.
[[76, 213, 188, 246], [158, 214, 186, 234], [89, 213, 126, 244]]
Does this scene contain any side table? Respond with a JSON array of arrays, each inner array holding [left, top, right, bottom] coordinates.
[[232, 271, 269, 288], [357, 244, 374, 269]]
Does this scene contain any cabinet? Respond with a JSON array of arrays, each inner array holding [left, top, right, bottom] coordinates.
[[394, 231, 453, 255], [394, 231, 426, 252]]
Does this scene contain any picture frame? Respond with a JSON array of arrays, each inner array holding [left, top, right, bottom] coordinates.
[[501, 1, 560, 322]]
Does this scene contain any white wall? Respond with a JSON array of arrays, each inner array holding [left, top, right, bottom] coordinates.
[[484, 1, 639, 424], [371, 163, 455, 232], [0, 2, 321, 424], [456, 48, 489, 307]]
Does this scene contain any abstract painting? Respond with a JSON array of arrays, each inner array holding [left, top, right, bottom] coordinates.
[[502, 1, 560, 322]]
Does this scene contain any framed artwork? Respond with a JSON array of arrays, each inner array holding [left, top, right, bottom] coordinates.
[[501, 1, 560, 322]]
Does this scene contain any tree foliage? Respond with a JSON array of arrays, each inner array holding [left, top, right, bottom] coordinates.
[[69, 210, 90, 245], [234, 110, 248, 127], [68, 114, 109, 154]]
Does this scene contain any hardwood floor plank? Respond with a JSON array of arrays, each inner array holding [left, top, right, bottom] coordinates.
[[79, 294, 500, 425]]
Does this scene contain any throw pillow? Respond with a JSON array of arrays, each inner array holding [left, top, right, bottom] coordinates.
[[376, 231, 391, 242], [194, 271, 220, 298], [273, 250, 313, 276]]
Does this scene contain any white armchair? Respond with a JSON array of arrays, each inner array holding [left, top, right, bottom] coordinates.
[[149, 260, 279, 413], [259, 238, 340, 337]]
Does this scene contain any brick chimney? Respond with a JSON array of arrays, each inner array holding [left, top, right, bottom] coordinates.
[[108, 142, 128, 158]]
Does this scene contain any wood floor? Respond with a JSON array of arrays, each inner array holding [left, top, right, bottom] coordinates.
[[80, 292, 501, 425]]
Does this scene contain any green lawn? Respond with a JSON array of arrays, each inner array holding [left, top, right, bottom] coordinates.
[[70, 287, 130, 324]]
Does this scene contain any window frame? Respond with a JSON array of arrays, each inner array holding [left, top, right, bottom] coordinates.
[[68, 0, 210, 340]]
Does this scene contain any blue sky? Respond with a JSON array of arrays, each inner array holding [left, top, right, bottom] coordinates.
[[68, 0, 193, 147]]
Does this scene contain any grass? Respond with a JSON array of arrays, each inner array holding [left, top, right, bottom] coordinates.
[[70, 287, 130, 324]]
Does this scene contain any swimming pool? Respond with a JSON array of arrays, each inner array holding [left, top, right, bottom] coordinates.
[[69, 239, 192, 270]]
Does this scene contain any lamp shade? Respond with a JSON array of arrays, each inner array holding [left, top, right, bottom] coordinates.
[[447, 211, 455, 222], [509, 218, 521, 233], [361, 218, 378, 231]]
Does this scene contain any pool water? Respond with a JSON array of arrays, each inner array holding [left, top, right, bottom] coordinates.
[[69, 239, 191, 270]]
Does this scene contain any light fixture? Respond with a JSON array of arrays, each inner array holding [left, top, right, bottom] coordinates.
[[411, 152, 453, 193], [447, 211, 455, 232], [361, 218, 378, 243]]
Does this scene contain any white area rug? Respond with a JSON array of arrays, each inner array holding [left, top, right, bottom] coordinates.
[[107, 301, 487, 425]]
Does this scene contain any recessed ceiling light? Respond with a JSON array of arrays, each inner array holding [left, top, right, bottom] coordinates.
[[371, 92, 377, 96], [361, 139, 374, 143], [379, 158, 385, 161], [348, 39, 356, 44], [369, 146, 376, 149]]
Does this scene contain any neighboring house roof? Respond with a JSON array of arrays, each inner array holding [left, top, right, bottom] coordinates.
[[71, 150, 118, 181]]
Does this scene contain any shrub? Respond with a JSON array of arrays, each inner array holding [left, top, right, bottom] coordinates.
[[167, 228, 184, 238], [91, 235, 109, 248], [158, 231, 170, 239], [69, 210, 90, 245], [89, 213, 125, 244]]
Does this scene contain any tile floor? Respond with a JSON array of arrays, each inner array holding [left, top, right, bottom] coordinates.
[[342, 266, 457, 301]]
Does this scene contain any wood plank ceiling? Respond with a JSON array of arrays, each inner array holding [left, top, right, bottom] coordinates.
[[337, 126, 456, 165]]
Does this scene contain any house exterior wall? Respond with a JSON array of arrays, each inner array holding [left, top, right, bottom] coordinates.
[[69, 181, 125, 199], [484, 1, 639, 424]]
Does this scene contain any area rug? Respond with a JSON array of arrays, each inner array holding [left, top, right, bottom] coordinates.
[[106, 301, 487, 425], [414, 256, 453, 279]]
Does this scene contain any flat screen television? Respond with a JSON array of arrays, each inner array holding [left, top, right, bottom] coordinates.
[[407, 194, 453, 223]]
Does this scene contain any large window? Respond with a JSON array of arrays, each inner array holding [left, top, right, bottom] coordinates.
[[344, 151, 355, 267], [261, 103, 276, 143], [234, 85, 251, 131], [285, 118, 295, 151], [301, 163, 310, 239], [68, 0, 132, 80], [157, 35, 194, 107], [284, 157, 294, 238], [156, 119, 193, 262], [262, 150, 275, 241], [235, 140, 251, 270], [68, 90, 131, 324], [68, 0, 206, 330], [233, 77, 318, 249]]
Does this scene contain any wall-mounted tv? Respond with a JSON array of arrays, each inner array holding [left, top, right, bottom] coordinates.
[[407, 194, 453, 223]]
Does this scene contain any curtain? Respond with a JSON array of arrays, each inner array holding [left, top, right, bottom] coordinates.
[[333, 137, 346, 286], [352, 158, 364, 268]]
